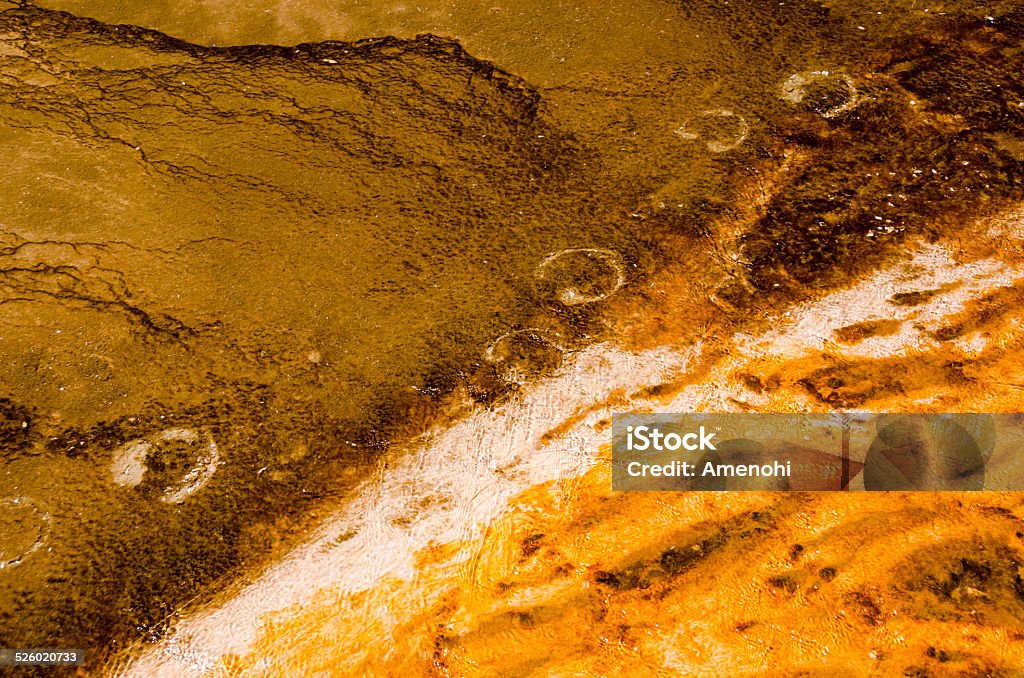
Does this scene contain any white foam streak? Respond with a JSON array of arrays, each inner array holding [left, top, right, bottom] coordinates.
[[124, 344, 685, 676], [739, 244, 1019, 359]]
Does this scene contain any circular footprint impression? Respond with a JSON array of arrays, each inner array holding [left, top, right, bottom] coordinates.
[[780, 71, 859, 119], [534, 248, 626, 307], [0, 496, 50, 570], [485, 329, 563, 385], [674, 109, 750, 153], [110, 427, 221, 504]]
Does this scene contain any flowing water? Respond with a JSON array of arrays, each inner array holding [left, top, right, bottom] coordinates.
[[2, 0, 1024, 674]]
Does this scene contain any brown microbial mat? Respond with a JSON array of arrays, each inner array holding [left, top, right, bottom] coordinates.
[[1, 0, 1024, 675]]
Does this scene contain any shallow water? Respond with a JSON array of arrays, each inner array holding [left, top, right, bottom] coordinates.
[[2, 0, 1024, 673]]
